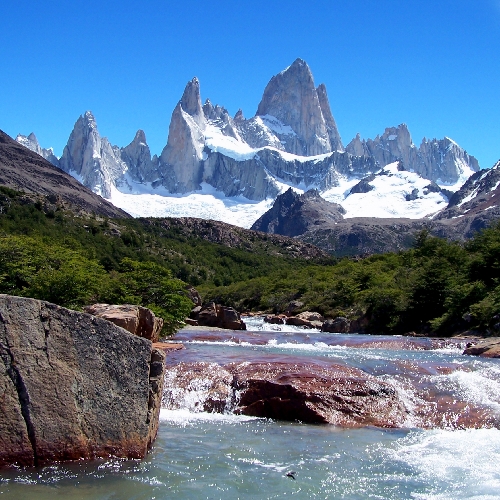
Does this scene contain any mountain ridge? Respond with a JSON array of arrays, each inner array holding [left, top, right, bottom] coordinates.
[[16, 59, 480, 221]]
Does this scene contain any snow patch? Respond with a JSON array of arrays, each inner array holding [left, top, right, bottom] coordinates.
[[109, 182, 274, 228], [204, 124, 258, 161], [323, 162, 448, 219], [259, 115, 296, 136]]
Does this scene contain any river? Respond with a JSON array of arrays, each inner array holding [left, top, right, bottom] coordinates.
[[1, 317, 500, 499]]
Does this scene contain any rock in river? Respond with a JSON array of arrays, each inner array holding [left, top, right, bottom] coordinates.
[[0, 294, 164, 468]]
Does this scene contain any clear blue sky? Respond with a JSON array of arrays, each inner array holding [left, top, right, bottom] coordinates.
[[1, 0, 499, 168]]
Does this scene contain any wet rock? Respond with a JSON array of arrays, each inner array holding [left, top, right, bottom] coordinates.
[[162, 362, 234, 413], [84, 303, 164, 343], [286, 311, 323, 329], [0, 295, 162, 468], [463, 338, 500, 358], [229, 361, 407, 427], [264, 314, 286, 324], [322, 317, 350, 333]]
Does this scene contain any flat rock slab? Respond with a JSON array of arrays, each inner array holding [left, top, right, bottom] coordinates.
[[0, 295, 158, 468]]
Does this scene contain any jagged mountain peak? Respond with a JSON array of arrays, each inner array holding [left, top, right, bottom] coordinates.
[[81, 110, 97, 127], [132, 129, 147, 144], [15, 131, 60, 167], [180, 77, 203, 118], [256, 59, 339, 156], [234, 109, 245, 121], [280, 57, 312, 75]]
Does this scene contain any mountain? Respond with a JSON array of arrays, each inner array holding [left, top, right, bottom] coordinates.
[[251, 188, 345, 237], [14, 58, 480, 227], [0, 130, 129, 218], [252, 159, 500, 256], [58, 111, 129, 199], [15, 132, 60, 167], [345, 125, 478, 187]]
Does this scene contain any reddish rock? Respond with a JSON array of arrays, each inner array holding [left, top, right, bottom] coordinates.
[[84, 304, 164, 342], [463, 338, 500, 358], [152, 342, 184, 352], [229, 361, 407, 427], [161, 359, 407, 427], [285, 312, 323, 329], [162, 362, 234, 413], [264, 314, 286, 324]]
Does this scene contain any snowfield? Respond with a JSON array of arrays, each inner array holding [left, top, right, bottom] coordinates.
[[109, 182, 275, 228], [108, 162, 458, 227]]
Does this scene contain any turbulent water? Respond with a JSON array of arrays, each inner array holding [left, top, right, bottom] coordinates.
[[2, 317, 500, 499]]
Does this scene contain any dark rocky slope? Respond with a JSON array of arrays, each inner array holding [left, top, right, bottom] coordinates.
[[251, 181, 500, 256], [0, 130, 129, 218], [139, 216, 329, 260]]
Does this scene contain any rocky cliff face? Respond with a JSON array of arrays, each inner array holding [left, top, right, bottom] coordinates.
[[345, 125, 479, 186], [0, 295, 164, 468], [17, 59, 480, 210], [255, 58, 343, 156], [59, 111, 127, 198], [433, 159, 500, 234], [120, 129, 160, 184]]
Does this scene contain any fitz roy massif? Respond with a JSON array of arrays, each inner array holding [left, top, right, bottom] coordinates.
[[16, 58, 499, 248]]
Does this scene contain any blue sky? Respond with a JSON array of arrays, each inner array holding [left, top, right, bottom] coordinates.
[[1, 0, 499, 168]]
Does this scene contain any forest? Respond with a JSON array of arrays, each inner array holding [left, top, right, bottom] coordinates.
[[1, 186, 499, 336]]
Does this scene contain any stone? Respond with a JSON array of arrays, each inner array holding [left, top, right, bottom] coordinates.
[[84, 304, 164, 343], [256, 58, 338, 156], [120, 129, 159, 184], [463, 338, 500, 358], [0, 130, 128, 218], [264, 315, 286, 324], [15, 132, 60, 167], [217, 306, 246, 330], [161, 359, 407, 426], [251, 188, 345, 237], [345, 124, 479, 186], [322, 317, 350, 333], [192, 302, 246, 330], [0, 294, 163, 468], [230, 361, 407, 426], [295, 311, 324, 322]]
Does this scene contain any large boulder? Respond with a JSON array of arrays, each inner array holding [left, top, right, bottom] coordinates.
[[230, 361, 407, 427], [0, 295, 164, 468], [286, 311, 323, 329], [322, 317, 350, 333], [192, 302, 246, 330], [161, 360, 407, 427], [463, 338, 500, 358], [84, 304, 164, 343]]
